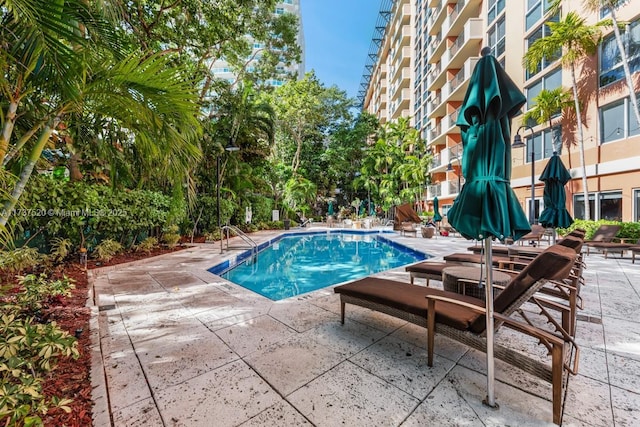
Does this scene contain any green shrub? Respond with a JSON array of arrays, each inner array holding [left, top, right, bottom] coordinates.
[[135, 237, 158, 253], [161, 225, 181, 248], [0, 274, 78, 425], [558, 219, 640, 241], [49, 237, 73, 262], [93, 239, 122, 262], [0, 247, 43, 274]]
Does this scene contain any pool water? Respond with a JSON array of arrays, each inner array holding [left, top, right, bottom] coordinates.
[[218, 232, 427, 301]]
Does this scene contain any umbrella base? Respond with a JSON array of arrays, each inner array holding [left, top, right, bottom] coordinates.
[[482, 398, 500, 410]]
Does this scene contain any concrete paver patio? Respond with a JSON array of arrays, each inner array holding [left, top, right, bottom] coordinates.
[[89, 228, 640, 426]]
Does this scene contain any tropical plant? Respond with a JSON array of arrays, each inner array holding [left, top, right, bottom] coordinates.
[[0, 247, 42, 274], [582, 0, 640, 128], [161, 225, 181, 248], [50, 238, 74, 263], [93, 239, 122, 262], [135, 237, 158, 254], [522, 88, 574, 153], [524, 11, 604, 220]]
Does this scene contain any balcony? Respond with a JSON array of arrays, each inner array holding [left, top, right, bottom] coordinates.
[[446, 56, 479, 102], [446, 0, 482, 38], [430, 151, 443, 169], [446, 177, 465, 196], [427, 183, 442, 199], [428, 0, 440, 8], [428, 2, 448, 35], [447, 143, 463, 162], [429, 122, 442, 141], [427, 61, 447, 92], [428, 86, 448, 119], [427, 31, 445, 63], [427, 93, 442, 113], [446, 18, 483, 70], [392, 45, 412, 68]]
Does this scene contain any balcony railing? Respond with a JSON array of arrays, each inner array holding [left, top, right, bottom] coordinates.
[[430, 151, 442, 168], [448, 143, 463, 161], [448, 108, 460, 125], [448, 67, 466, 93], [428, 183, 442, 198], [429, 122, 442, 140]]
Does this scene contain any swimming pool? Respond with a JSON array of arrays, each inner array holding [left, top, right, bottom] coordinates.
[[210, 231, 428, 301]]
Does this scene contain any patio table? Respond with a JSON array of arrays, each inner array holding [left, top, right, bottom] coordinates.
[[442, 265, 511, 300]]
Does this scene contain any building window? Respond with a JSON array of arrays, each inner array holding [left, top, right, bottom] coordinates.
[[526, 16, 560, 79], [487, 0, 505, 24], [600, 18, 640, 87], [599, 192, 623, 221], [526, 67, 562, 109], [524, 126, 562, 163], [526, 0, 554, 31], [275, 7, 284, 15], [600, 95, 640, 143], [634, 189, 640, 222], [574, 193, 595, 220], [488, 17, 506, 58]]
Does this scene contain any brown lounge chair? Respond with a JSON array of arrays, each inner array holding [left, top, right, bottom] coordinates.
[[393, 203, 422, 231], [335, 245, 579, 425], [519, 224, 548, 246], [583, 224, 621, 255]]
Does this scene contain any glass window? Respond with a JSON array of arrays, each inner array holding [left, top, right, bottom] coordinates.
[[526, 17, 561, 79], [635, 189, 640, 222], [574, 193, 595, 220], [523, 126, 562, 163], [600, 19, 640, 87], [488, 0, 505, 24], [601, 101, 624, 143], [599, 192, 622, 221], [629, 97, 640, 137], [526, 68, 561, 109], [488, 17, 506, 58]]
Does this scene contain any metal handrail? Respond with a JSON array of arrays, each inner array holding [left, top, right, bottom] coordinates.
[[221, 225, 258, 257]]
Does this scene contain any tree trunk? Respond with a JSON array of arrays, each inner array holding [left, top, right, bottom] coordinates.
[[69, 151, 83, 181], [610, 10, 640, 131], [570, 65, 590, 220], [1, 126, 53, 227], [0, 101, 19, 163]]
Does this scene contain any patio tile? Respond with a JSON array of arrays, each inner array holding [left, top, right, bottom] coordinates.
[[578, 347, 609, 383], [611, 385, 640, 427], [111, 397, 163, 427], [287, 361, 420, 426], [389, 322, 470, 362], [602, 316, 640, 361], [563, 374, 613, 426], [607, 351, 640, 394], [216, 314, 297, 357], [268, 299, 337, 332], [349, 334, 455, 400], [244, 333, 345, 396], [401, 375, 485, 427], [154, 359, 281, 427], [199, 300, 272, 330], [238, 401, 312, 426], [135, 327, 238, 389], [439, 365, 557, 426], [103, 347, 152, 413], [304, 318, 387, 358]]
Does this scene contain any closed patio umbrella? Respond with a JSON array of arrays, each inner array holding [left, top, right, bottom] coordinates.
[[539, 153, 573, 243], [327, 201, 334, 216], [433, 197, 443, 222], [447, 48, 530, 409]]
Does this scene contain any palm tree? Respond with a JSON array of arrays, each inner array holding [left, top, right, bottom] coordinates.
[[522, 87, 574, 153], [523, 11, 603, 220], [582, 0, 640, 128]]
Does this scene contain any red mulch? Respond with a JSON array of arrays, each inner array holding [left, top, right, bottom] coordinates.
[[5, 245, 190, 427]]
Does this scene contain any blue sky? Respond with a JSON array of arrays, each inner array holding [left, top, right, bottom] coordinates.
[[300, 0, 382, 100]]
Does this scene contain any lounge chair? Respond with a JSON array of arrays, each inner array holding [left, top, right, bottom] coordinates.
[[518, 224, 547, 246], [335, 244, 579, 425], [584, 224, 621, 255], [631, 243, 640, 263], [585, 237, 639, 259], [393, 203, 422, 231]]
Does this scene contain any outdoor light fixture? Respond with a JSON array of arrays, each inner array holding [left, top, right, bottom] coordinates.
[[513, 125, 536, 224], [446, 157, 461, 195], [217, 138, 240, 252]]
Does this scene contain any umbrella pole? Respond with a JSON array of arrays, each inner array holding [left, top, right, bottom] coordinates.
[[483, 236, 499, 409]]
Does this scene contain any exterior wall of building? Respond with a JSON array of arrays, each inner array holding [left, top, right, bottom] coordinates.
[[363, 0, 414, 125], [364, 0, 640, 222]]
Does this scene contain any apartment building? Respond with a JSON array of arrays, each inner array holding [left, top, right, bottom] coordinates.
[[211, 0, 305, 87], [362, 0, 415, 124], [364, 0, 640, 222]]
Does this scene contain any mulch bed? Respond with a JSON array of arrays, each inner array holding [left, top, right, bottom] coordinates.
[[5, 244, 190, 426]]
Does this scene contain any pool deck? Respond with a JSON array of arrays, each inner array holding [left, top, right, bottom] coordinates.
[[89, 227, 640, 426]]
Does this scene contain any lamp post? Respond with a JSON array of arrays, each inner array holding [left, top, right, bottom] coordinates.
[[512, 125, 535, 224], [446, 147, 461, 196], [217, 139, 240, 252]]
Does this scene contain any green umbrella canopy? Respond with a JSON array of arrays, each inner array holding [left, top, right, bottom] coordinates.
[[369, 202, 375, 216], [433, 197, 443, 222], [447, 51, 531, 242], [327, 201, 334, 216], [539, 154, 573, 229]]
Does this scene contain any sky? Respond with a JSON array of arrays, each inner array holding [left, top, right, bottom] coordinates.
[[300, 0, 383, 100]]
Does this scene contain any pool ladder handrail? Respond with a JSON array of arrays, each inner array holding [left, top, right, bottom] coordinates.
[[220, 225, 258, 258]]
